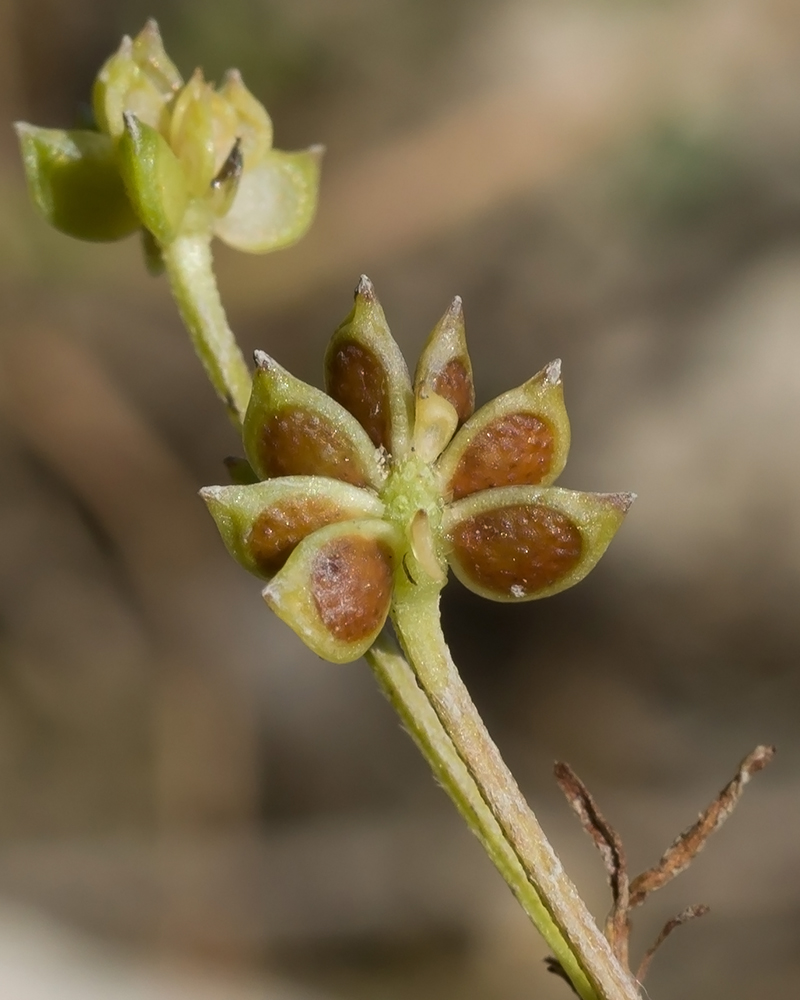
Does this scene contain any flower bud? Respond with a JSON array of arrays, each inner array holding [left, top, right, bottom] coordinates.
[[22, 20, 320, 254], [168, 69, 230, 196]]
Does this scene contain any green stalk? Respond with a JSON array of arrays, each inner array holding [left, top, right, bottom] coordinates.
[[162, 231, 252, 426], [388, 580, 641, 1000]]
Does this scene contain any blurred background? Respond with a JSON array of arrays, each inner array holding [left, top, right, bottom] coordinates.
[[1, 0, 799, 997]]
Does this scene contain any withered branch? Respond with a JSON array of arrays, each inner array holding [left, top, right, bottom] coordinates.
[[629, 745, 775, 907], [552, 745, 775, 990], [554, 762, 630, 966], [636, 904, 710, 982]]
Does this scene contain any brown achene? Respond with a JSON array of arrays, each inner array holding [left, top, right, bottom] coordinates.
[[326, 341, 392, 452], [250, 497, 344, 576], [448, 412, 555, 500], [259, 407, 370, 486], [449, 503, 582, 597], [431, 357, 474, 426], [311, 535, 394, 642]]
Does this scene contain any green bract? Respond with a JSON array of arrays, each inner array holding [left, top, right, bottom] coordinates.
[[14, 19, 321, 254], [203, 277, 634, 663]]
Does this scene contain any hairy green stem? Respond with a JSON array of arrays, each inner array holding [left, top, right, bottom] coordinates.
[[162, 232, 252, 425], [389, 582, 641, 1000]]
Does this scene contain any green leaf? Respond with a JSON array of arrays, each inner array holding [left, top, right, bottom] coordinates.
[[118, 113, 189, 245], [213, 145, 323, 253], [15, 124, 139, 242]]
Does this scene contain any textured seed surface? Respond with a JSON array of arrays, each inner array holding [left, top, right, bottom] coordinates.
[[311, 536, 394, 642], [432, 358, 474, 426], [249, 498, 342, 576], [327, 343, 391, 452], [449, 503, 582, 597], [259, 408, 369, 486], [448, 413, 554, 500]]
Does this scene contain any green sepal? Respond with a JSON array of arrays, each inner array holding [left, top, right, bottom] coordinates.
[[243, 351, 386, 489], [201, 478, 385, 579], [325, 275, 414, 458], [14, 124, 139, 242], [213, 146, 323, 253], [118, 113, 189, 245], [262, 518, 400, 664], [443, 486, 634, 602]]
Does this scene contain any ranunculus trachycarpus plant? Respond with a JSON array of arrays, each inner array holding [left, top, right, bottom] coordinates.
[[14, 24, 651, 996]]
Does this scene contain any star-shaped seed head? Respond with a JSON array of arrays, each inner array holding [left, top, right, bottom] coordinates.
[[203, 277, 634, 663], [15, 20, 321, 256]]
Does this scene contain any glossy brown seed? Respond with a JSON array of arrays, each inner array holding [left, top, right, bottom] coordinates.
[[326, 342, 391, 452], [259, 407, 370, 486], [449, 504, 582, 597], [448, 413, 554, 500], [432, 358, 474, 426], [249, 497, 342, 576], [311, 536, 394, 642]]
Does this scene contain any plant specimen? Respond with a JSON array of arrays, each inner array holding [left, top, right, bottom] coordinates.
[[15, 21, 773, 1000]]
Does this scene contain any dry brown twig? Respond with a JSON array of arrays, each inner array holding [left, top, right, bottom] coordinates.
[[549, 745, 775, 990], [553, 762, 632, 970]]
